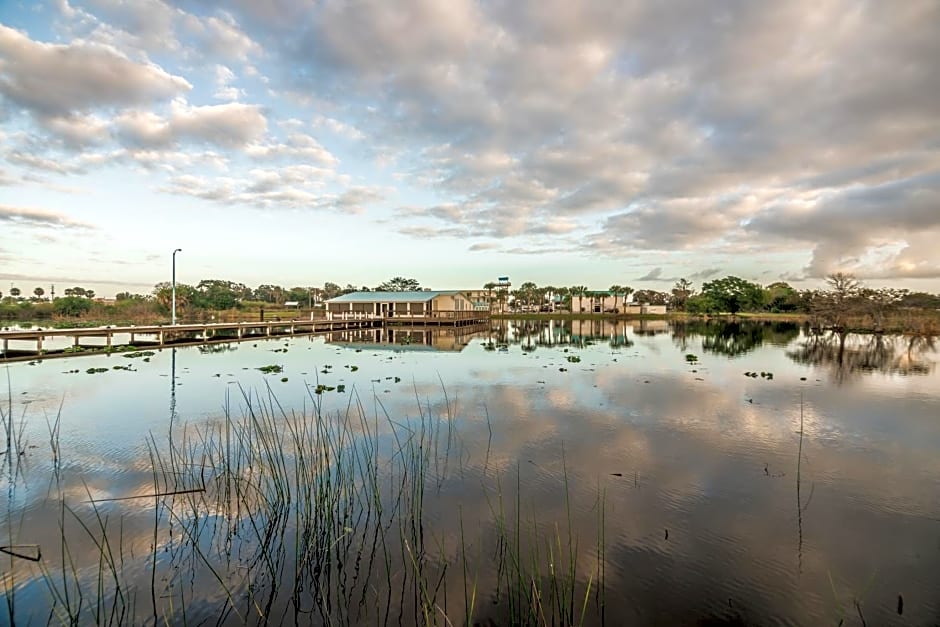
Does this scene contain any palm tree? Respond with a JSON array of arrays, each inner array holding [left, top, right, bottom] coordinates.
[[609, 284, 622, 314], [622, 285, 634, 309], [9, 287, 21, 299], [33, 286, 45, 301], [519, 282, 538, 310]]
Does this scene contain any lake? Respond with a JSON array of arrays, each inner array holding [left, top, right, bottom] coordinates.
[[1, 319, 938, 625]]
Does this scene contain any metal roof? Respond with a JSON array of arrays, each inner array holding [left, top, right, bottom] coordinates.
[[326, 290, 463, 303]]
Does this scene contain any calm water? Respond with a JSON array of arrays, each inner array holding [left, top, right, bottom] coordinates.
[[1, 320, 938, 625]]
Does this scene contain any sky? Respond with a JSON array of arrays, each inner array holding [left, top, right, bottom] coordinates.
[[1, 0, 939, 298]]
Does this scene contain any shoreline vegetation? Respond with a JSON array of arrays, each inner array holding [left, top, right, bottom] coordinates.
[[2, 272, 938, 336]]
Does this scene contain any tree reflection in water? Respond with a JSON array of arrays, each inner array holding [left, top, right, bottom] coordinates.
[[670, 320, 801, 357], [787, 330, 936, 384]]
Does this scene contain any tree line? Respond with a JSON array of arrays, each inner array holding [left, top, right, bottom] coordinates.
[[0, 277, 429, 321], [488, 274, 939, 331], [3, 274, 938, 331]]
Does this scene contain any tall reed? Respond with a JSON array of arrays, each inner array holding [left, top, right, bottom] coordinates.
[[3, 382, 607, 625]]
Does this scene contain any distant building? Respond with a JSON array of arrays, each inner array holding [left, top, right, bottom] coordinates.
[[571, 292, 667, 314], [571, 291, 618, 313]]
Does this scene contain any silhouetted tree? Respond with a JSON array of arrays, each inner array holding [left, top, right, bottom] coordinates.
[[671, 279, 694, 311], [376, 277, 421, 291]]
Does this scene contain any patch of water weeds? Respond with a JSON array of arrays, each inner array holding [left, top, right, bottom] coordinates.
[[1, 385, 607, 626]]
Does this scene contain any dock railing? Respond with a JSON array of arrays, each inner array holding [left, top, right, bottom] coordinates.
[[330, 311, 489, 321]]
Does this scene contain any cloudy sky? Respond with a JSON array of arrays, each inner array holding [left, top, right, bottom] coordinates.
[[1, 1, 938, 296]]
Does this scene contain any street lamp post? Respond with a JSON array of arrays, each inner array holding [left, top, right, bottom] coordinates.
[[171, 248, 182, 325]]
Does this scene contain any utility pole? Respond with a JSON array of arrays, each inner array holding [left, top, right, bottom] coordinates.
[[172, 248, 182, 325]]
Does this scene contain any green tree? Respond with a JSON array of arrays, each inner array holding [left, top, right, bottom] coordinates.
[[115, 291, 147, 301], [153, 282, 196, 313], [700, 276, 763, 314], [609, 285, 622, 313], [685, 293, 717, 314], [196, 279, 243, 310], [9, 287, 21, 299], [517, 281, 538, 309], [33, 286, 45, 300], [763, 282, 799, 312], [376, 277, 421, 291], [53, 296, 92, 317], [608, 284, 635, 312], [322, 282, 342, 300], [254, 284, 285, 304], [633, 289, 670, 306]]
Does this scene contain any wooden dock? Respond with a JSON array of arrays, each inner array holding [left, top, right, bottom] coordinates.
[[0, 313, 490, 362]]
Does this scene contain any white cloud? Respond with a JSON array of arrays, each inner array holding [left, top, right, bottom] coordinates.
[[180, 10, 262, 62], [244, 132, 338, 166], [210, 64, 242, 101], [0, 24, 191, 117], [311, 114, 364, 140], [115, 101, 267, 149], [0, 204, 91, 228], [41, 113, 111, 147]]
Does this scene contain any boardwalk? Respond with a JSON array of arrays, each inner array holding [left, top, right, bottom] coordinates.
[[0, 312, 490, 362]]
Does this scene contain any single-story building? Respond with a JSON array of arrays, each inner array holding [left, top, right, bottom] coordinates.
[[571, 292, 667, 315], [325, 290, 476, 320], [571, 291, 623, 313]]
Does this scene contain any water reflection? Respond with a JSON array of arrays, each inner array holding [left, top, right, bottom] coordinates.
[[788, 330, 937, 383], [2, 320, 939, 625], [670, 320, 801, 357], [325, 325, 481, 351]]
